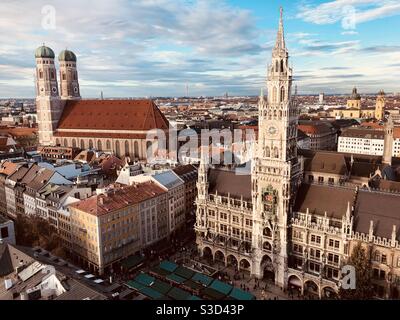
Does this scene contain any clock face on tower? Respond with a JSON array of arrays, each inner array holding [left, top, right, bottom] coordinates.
[[268, 126, 278, 136]]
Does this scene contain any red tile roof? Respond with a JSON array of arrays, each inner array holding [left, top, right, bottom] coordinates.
[[70, 182, 166, 216], [56, 99, 169, 132]]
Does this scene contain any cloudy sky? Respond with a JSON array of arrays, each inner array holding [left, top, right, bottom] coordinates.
[[0, 0, 399, 98]]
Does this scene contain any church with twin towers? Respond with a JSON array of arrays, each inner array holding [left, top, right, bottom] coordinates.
[[195, 8, 400, 299], [34, 45, 169, 160]]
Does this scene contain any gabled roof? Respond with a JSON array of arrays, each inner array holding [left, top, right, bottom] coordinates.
[[70, 182, 166, 216], [354, 190, 400, 240], [25, 168, 55, 193], [293, 183, 356, 219], [0, 161, 21, 176], [0, 243, 35, 277], [56, 99, 169, 132], [208, 168, 251, 201], [304, 152, 349, 175], [152, 171, 183, 190]]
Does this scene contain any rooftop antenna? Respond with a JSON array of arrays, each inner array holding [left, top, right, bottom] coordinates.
[[100, 91, 104, 100], [186, 83, 189, 97]]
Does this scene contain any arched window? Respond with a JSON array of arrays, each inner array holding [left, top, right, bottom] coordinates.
[[72, 139, 77, 148], [125, 140, 129, 156], [272, 87, 277, 103], [280, 87, 285, 102], [55, 138, 60, 146], [265, 147, 270, 158], [89, 139, 93, 149], [146, 141, 152, 159], [274, 147, 279, 158], [39, 70, 43, 79], [80, 140, 85, 150], [106, 140, 111, 150], [115, 141, 120, 157], [63, 139, 68, 147], [62, 73, 66, 80], [134, 141, 139, 158], [280, 59, 284, 73], [97, 140, 102, 150], [275, 60, 279, 72]]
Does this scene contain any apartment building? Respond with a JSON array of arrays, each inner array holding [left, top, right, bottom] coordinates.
[[338, 126, 400, 157], [68, 182, 167, 275]]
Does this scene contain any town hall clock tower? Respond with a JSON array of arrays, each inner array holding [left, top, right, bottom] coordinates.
[[251, 8, 303, 288]]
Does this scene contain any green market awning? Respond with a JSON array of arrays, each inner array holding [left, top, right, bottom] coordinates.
[[135, 273, 155, 286], [174, 266, 195, 279], [150, 266, 171, 278], [202, 287, 226, 300], [209, 279, 232, 295], [126, 280, 144, 291], [167, 287, 191, 300], [159, 260, 178, 273], [139, 286, 164, 300], [229, 288, 256, 300], [166, 273, 186, 284], [182, 279, 203, 292], [191, 272, 213, 286], [121, 254, 145, 270], [150, 279, 172, 295]]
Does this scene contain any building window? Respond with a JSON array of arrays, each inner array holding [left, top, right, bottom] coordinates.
[[308, 175, 314, 183], [318, 176, 324, 184], [328, 178, 334, 185], [125, 140, 130, 156], [220, 212, 227, 220], [309, 262, 320, 274], [310, 234, 321, 245], [0, 227, 9, 238]]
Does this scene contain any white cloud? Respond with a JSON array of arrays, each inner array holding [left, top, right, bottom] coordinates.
[[297, 0, 400, 25]]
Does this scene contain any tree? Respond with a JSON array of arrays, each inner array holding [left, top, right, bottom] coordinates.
[[14, 214, 65, 258], [339, 242, 374, 300]]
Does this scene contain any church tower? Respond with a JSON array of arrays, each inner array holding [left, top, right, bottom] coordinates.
[[58, 49, 81, 100], [35, 45, 63, 146], [375, 90, 385, 121], [251, 8, 302, 288], [383, 115, 394, 165]]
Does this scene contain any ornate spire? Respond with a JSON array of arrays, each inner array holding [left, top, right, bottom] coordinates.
[[274, 7, 286, 51]]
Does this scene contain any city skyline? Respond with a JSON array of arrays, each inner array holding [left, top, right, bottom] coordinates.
[[0, 0, 400, 98]]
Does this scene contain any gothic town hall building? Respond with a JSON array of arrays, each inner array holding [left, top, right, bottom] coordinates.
[[195, 9, 400, 299]]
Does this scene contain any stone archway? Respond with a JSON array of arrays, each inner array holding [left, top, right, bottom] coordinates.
[[288, 275, 302, 295], [322, 286, 337, 300], [214, 250, 225, 264], [304, 280, 319, 299], [203, 247, 213, 260], [261, 255, 275, 283], [227, 255, 238, 270], [239, 258, 251, 271]]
